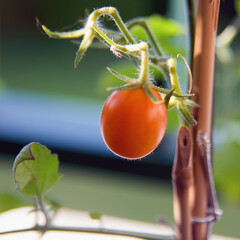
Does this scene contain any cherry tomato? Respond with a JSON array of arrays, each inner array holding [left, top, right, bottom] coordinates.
[[100, 87, 167, 159]]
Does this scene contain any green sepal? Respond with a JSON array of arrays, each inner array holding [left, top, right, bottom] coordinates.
[[106, 67, 137, 83], [106, 83, 141, 92], [74, 29, 95, 68], [143, 84, 164, 104], [184, 99, 200, 108], [164, 89, 175, 108], [41, 25, 85, 39], [177, 102, 197, 126], [149, 83, 194, 98]]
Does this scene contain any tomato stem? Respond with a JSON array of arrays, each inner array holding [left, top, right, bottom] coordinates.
[[138, 42, 149, 84], [167, 58, 182, 94], [88, 7, 135, 44], [126, 18, 163, 57]]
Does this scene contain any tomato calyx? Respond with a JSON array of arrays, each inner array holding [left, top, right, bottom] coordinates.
[[106, 54, 198, 125], [105, 42, 165, 105]]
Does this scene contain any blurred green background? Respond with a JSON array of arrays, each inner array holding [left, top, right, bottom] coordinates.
[[1, 0, 240, 238]]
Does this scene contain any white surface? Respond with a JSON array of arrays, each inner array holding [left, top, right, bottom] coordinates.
[[0, 207, 174, 240], [0, 207, 239, 240]]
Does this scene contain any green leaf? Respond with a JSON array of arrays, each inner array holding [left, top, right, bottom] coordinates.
[[167, 108, 180, 131], [148, 14, 185, 37], [130, 15, 185, 41], [130, 14, 185, 55], [214, 141, 240, 202], [0, 193, 29, 213], [89, 212, 102, 220], [234, 0, 240, 15], [13, 142, 62, 196]]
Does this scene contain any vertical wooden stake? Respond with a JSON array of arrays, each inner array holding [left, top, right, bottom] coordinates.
[[191, 0, 221, 239], [172, 126, 193, 240], [173, 1, 221, 239]]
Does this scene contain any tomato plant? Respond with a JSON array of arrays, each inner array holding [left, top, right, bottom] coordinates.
[[0, 0, 231, 239], [38, 7, 197, 160], [101, 87, 167, 159]]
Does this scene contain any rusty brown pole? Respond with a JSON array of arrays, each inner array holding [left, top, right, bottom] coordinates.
[[173, 0, 221, 239], [191, 0, 220, 239], [172, 126, 193, 240]]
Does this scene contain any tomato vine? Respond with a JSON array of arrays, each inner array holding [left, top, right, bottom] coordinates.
[[38, 7, 198, 158]]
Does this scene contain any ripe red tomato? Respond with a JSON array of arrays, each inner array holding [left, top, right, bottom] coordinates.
[[100, 87, 167, 159]]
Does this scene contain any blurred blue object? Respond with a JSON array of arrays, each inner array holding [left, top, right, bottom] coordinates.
[[0, 88, 176, 165], [0, 88, 111, 156]]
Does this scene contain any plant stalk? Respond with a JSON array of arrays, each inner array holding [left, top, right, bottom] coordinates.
[[0, 224, 175, 240], [36, 193, 51, 227]]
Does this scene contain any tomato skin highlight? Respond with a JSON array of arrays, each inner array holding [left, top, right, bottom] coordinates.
[[100, 87, 167, 159]]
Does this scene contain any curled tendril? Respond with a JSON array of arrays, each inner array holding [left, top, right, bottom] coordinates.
[[177, 54, 193, 95]]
